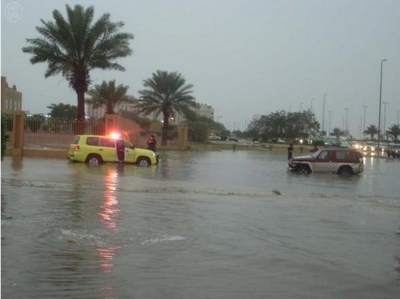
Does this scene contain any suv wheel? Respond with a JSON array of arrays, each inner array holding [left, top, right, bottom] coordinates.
[[298, 165, 310, 174], [86, 154, 102, 165], [338, 166, 353, 175], [137, 157, 151, 166]]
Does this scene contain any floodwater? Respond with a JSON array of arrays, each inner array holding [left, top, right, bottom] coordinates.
[[1, 151, 400, 299]]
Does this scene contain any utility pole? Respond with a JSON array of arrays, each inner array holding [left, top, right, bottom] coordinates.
[[328, 110, 332, 137], [345, 108, 350, 133], [378, 59, 387, 150], [362, 105, 367, 138], [383, 101, 388, 140], [322, 93, 327, 132]]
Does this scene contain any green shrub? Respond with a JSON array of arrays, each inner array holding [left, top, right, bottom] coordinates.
[[1, 114, 10, 160], [314, 140, 325, 146]]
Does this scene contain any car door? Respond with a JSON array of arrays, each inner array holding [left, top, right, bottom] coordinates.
[[123, 140, 136, 163], [98, 137, 118, 162], [313, 150, 335, 173]]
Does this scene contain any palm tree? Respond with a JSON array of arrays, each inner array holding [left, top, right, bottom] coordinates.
[[137, 70, 197, 145], [22, 4, 133, 127], [386, 124, 400, 142], [86, 80, 135, 116], [363, 124, 379, 140], [330, 127, 344, 140]]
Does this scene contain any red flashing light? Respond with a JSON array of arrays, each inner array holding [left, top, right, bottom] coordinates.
[[109, 132, 121, 139]]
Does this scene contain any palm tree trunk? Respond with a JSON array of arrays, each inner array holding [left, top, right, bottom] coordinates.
[[162, 113, 170, 145], [76, 90, 86, 134]]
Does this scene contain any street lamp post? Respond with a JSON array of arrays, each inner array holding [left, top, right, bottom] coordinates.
[[322, 93, 327, 133], [362, 105, 367, 139], [345, 108, 349, 133], [328, 110, 332, 136], [311, 98, 314, 113], [397, 110, 399, 125], [377, 59, 387, 150], [383, 101, 388, 140], [299, 102, 303, 112]]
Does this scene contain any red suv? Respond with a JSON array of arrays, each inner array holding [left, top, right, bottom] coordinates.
[[288, 148, 364, 175]]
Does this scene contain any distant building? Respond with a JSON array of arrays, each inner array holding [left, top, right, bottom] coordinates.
[[197, 103, 214, 120], [85, 101, 139, 119], [1, 76, 22, 115], [153, 103, 215, 125], [86, 99, 215, 126]]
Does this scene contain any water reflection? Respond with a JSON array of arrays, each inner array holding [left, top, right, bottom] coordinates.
[[97, 167, 121, 270], [11, 156, 23, 170], [98, 167, 120, 229]]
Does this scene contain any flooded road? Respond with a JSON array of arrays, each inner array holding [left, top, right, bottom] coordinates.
[[2, 151, 400, 298]]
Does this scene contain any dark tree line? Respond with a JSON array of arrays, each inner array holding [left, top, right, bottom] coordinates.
[[247, 110, 320, 141]]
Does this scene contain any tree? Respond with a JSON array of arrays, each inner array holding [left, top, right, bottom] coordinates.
[[22, 4, 133, 126], [27, 114, 46, 132], [47, 103, 77, 120], [86, 80, 134, 116], [329, 127, 344, 140], [247, 110, 320, 142], [1, 114, 10, 160], [183, 111, 215, 143], [137, 70, 197, 145], [363, 124, 379, 140], [120, 110, 154, 132], [386, 124, 400, 142]]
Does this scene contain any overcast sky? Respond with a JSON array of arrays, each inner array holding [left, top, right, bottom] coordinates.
[[2, 0, 400, 136]]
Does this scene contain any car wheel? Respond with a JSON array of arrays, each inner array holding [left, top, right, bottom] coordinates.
[[297, 165, 310, 174], [338, 166, 353, 175], [86, 154, 102, 165], [137, 157, 151, 166]]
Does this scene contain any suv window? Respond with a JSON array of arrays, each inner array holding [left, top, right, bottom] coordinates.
[[123, 140, 133, 148], [86, 137, 99, 146], [73, 135, 80, 144], [335, 151, 347, 160], [319, 150, 331, 160], [336, 150, 357, 161], [99, 137, 115, 148]]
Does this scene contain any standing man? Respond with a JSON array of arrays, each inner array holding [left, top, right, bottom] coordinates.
[[287, 143, 294, 160], [147, 135, 157, 152], [310, 144, 319, 153], [116, 139, 125, 162]]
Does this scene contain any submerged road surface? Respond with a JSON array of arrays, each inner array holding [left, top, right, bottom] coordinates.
[[2, 151, 400, 298]]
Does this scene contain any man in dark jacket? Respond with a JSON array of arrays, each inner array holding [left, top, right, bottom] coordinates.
[[147, 135, 157, 152]]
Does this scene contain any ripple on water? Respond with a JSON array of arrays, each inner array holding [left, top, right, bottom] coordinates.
[[140, 234, 186, 246]]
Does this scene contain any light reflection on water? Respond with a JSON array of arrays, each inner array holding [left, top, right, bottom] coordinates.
[[1, 153, 400, 298]]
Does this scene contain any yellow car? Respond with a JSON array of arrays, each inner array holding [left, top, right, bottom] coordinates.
[[68, 134, 158, 166]]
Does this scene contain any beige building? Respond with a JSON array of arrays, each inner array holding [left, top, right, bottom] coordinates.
[[1, 76, 23, 115], [86, 101, 139, 119], [86, 98, 215, 126], [153, 103, 215, 125]]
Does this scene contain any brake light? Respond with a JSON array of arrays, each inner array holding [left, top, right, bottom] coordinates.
[[73, 145, 80, 151]]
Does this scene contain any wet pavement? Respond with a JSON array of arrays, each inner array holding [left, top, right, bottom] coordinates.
[[2, 151, 400, 298]]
